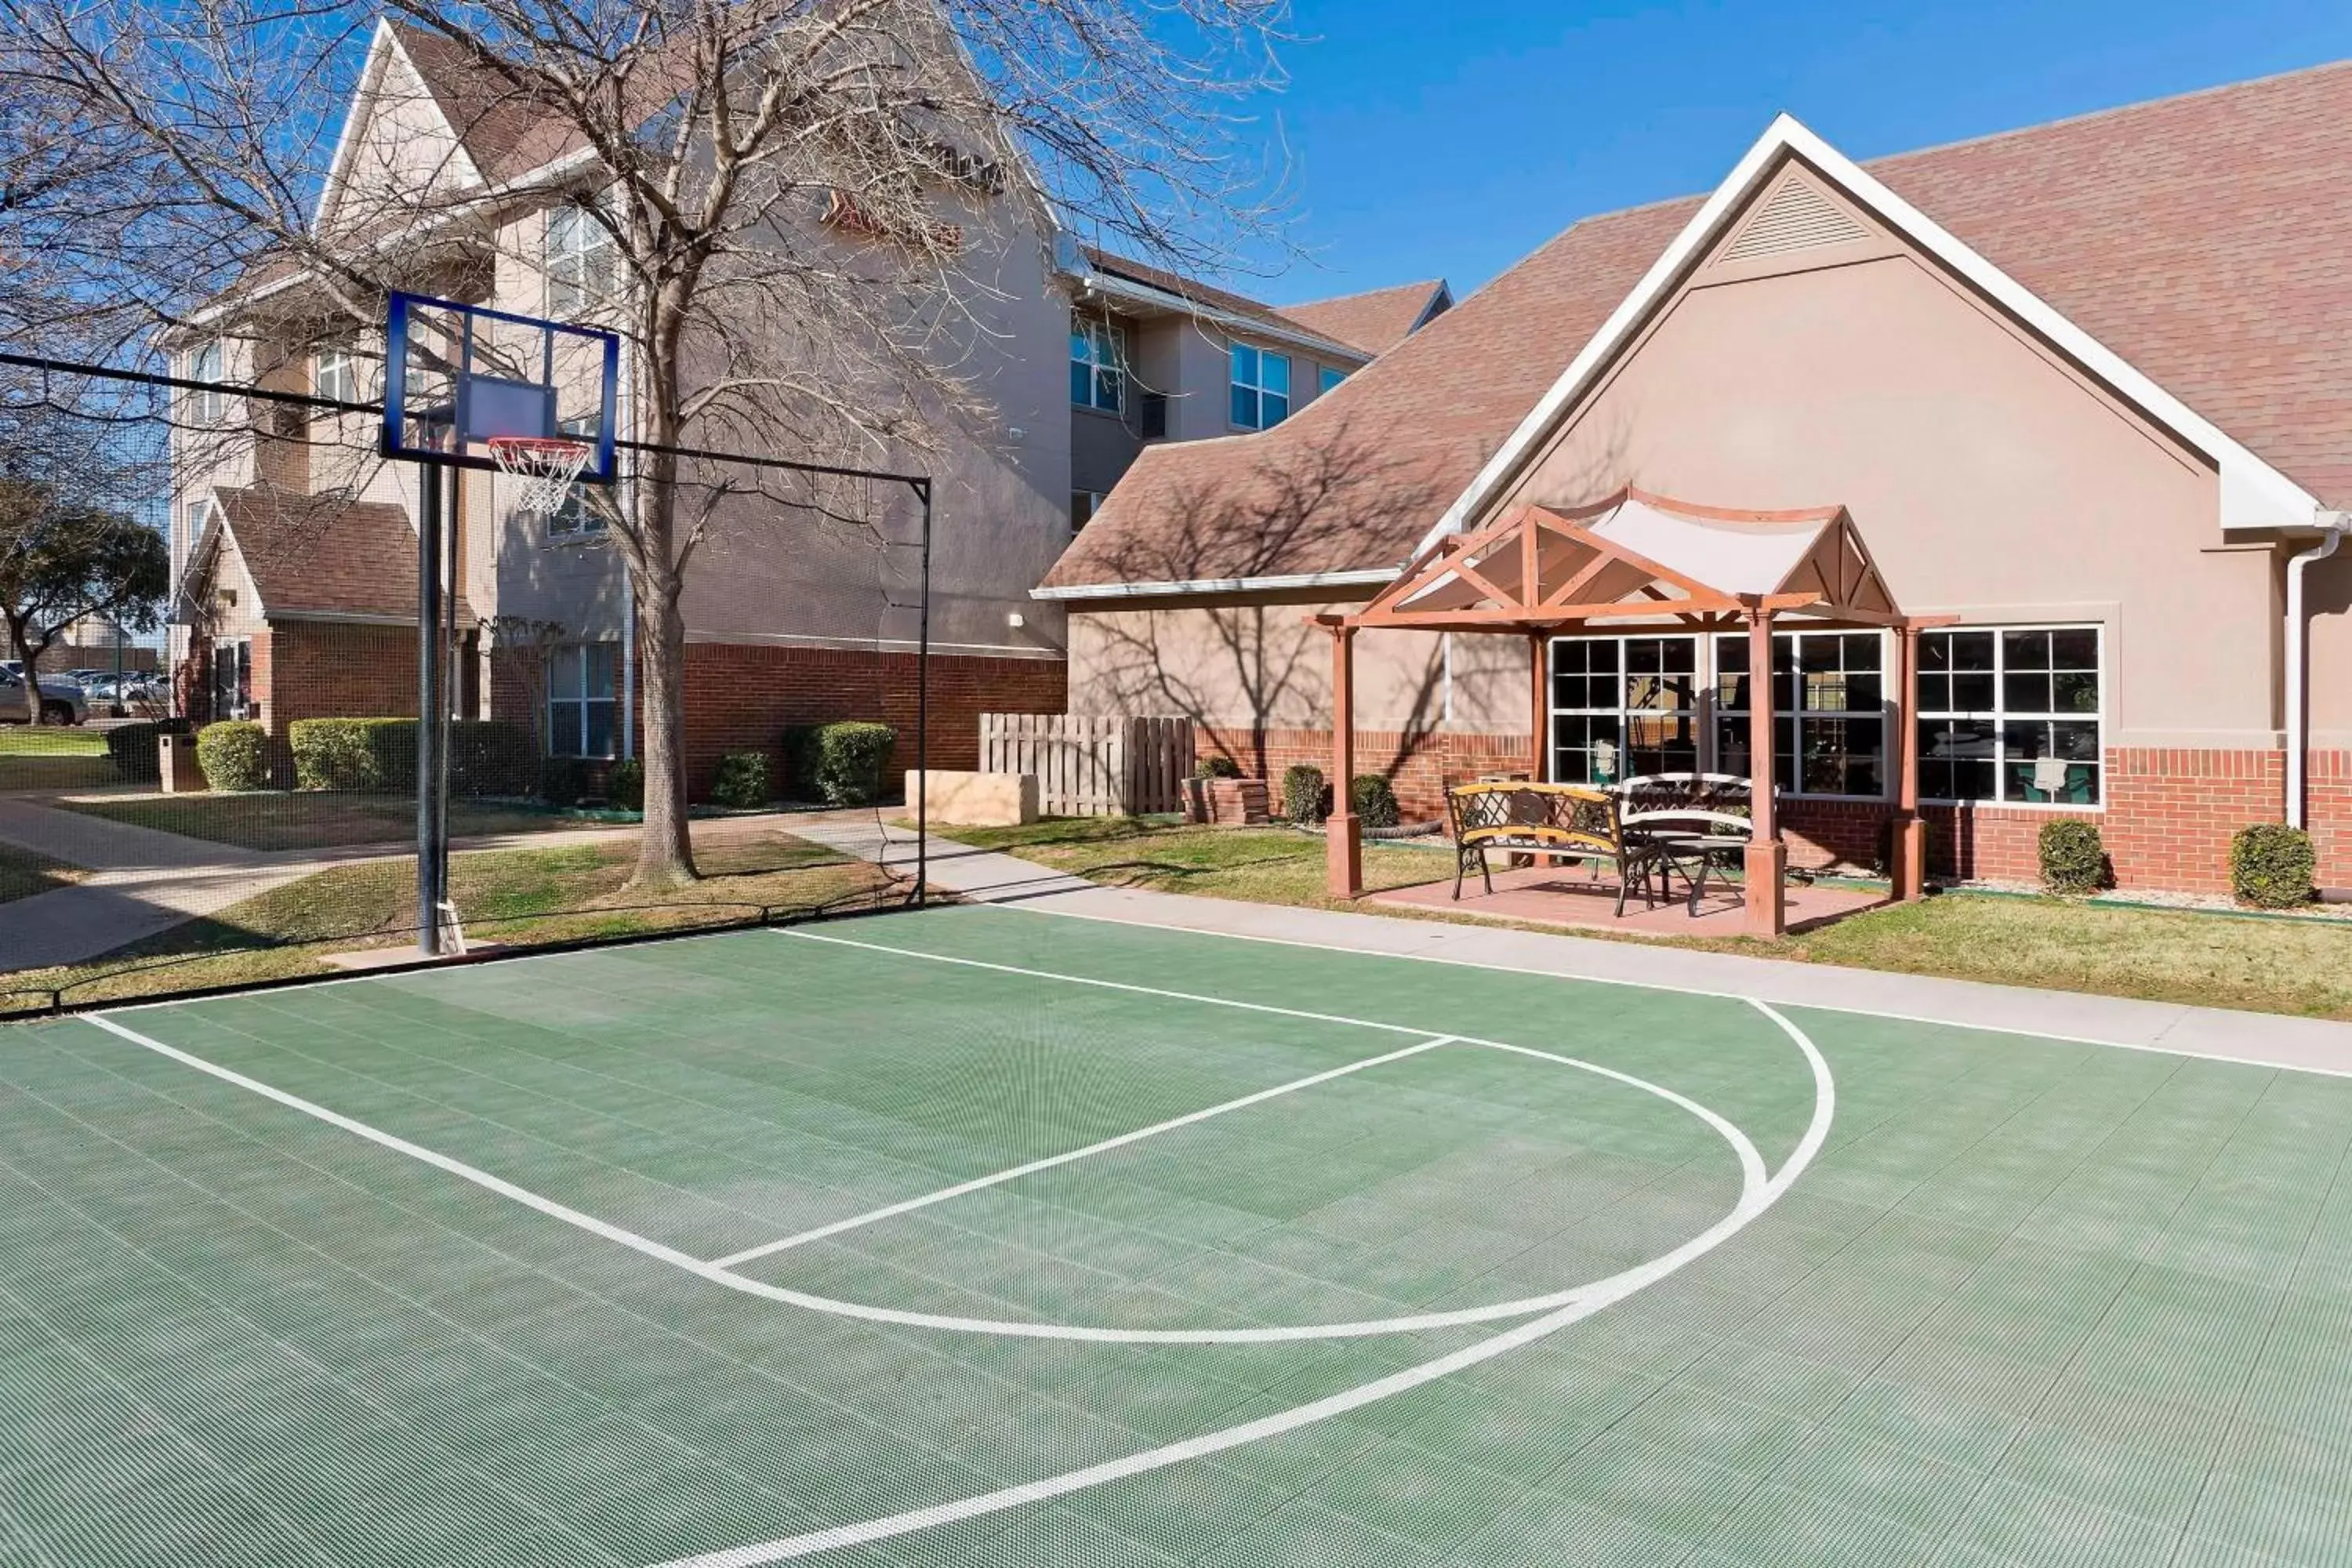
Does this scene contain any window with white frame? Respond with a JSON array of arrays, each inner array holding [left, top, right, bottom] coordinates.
[[1548, 635, 1700, 785], [312, 344, 372, 406], [1069, 318, 1125, 412], [188, 340, 227, 423], [1715, 630, 1886, 797], [1229, 343, 1290, 429], [546, 203, 619, 318], [1317, 365, 1348, 396], [546, 643, 619, 757], [1918, 626, 2102, 805], [543, 416, 604, 539]]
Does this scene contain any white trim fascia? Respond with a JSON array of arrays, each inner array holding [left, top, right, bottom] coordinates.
[[1075, 270, 1371, 365], [1414, 112, 2325, 561], [1031, 567, 1399, 602], [681, 629, 1064, 659]]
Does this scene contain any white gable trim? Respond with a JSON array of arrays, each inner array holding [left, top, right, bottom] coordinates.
[[313, 23, 486, 239], [1415, 113, 2325, 557]]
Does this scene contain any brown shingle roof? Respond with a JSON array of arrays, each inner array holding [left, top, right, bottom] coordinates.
[[1078, 246, 1367, 355], [210, 485, 473, 625], [389, 23, 588, 186], [1276, 280, 1450, 356], [1047, 60, 2352, 592]]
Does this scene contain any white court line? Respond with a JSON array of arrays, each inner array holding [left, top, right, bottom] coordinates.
[[710, 1034, 1463, 1270], [647, 996, 1836, 1567], [86, 975, 1766, 1345]]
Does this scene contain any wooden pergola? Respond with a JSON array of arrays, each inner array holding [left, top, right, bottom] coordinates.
[[1316, 487, 1953, 935]]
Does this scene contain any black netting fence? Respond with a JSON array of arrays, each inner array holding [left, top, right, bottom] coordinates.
[[0, 353, 942, 1018]]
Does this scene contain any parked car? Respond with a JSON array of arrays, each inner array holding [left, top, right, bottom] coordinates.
[[0, 662, 90, 725]]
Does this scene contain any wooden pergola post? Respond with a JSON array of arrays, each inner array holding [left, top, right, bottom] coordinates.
[[1892, 623, 1926, 901], [1743, 605, 1786, 937], [1326, 622, 1362, 899], [1526, 632, 1548, 782]]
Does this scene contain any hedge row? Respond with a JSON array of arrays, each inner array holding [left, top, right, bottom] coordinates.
[[782, 721, 895, 807], [285, 717, 537, 797]]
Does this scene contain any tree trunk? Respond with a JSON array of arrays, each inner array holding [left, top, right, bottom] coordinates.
[[626, 419, 698, 889]]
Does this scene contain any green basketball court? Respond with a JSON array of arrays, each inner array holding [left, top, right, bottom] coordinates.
[[3, 904, 2348, 1566]]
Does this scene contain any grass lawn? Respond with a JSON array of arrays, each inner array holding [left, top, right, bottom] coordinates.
[[937, 816, 2352, 1020], [55, 789, 593, 851], [0, 830, 897, 1013], [0, 842, 85, 905], [0, 725, 115, 792]]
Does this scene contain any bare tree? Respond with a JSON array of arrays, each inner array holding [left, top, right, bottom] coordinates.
[[6, 0, 1295, 886]]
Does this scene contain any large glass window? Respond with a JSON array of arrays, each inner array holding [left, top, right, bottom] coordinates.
[[188, 340, 226, 423], [1918, 626, 2102, 804], [1548, 635, 1699, 785], [1070, 318, 1124, 412], [1229, 343, 1290, 429], [546, 203, 619, 318], [547, 643, 619, 758], [1715, 630, 1885, 797]]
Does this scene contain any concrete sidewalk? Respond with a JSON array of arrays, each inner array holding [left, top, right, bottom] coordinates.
[[793, 816, 2352, 1080]]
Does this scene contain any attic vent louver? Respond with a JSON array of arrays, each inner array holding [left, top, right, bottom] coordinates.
[[1723, 178, 1868, 260]]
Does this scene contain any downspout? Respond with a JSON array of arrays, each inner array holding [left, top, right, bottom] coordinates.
[[2286, 513, 2347, 829]]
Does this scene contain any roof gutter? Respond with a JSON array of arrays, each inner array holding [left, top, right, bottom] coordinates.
[[1073, 270, 1370, 365], [2287, 513, 2347, 829], [1031, 567, 1400, 602]]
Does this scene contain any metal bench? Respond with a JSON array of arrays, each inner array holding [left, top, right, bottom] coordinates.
[[1444, 780, 1666, 914], [1612, 772, 1761, 914]]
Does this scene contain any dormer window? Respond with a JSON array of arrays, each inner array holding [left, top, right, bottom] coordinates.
[[546, 203, 619, 318]]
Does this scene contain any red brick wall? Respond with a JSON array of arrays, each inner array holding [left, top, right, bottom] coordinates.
[[265, 622, 419, 731], [681, 642, 1066, 800], [1187, 728, 2352, 894]]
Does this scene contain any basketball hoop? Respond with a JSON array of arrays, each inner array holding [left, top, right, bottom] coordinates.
[[486, 435, 593, 517]]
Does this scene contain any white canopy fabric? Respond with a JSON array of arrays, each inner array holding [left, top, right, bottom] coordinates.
[[1584, 495, 1829, 597]]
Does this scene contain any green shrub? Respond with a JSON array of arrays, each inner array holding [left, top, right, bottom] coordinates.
[[1282, 764, 1328, 825], [1194, 753, 1241, 779], [102, 717, 190, 782], [539, 755, 588, 808], [2231, 822, 2316, 909], [604, 757, 644, 811], [710, 750, 772, 809], [1348, 773, 1401, 829], [448, 721, 538, 797], [289, 717, 392, 791], [194, 720, 269, 790], [782, 721, 895, 806], [2037, 818, 2106, 895]]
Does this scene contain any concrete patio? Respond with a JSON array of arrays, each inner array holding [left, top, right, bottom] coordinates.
[[1370, 860, 1886, 936]]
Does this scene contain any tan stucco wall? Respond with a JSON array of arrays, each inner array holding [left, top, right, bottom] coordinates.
[[1504, 190, 2268, 750], [1068, 597, 1527, 732]]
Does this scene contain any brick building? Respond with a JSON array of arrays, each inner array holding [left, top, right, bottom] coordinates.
[[1041, 64, 2352, 896]]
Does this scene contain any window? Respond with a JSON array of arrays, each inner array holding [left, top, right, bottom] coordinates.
[[1317, 365, 1348, 396], [1715, 630, 1885, 797], [546, 643, 619, 758], [1229, 343, 1290, 429], [188, 340, 226, 423], [543, 416, 604, 539], [313, 345, 372, 406], [1918, 626, 2102, 804], [210, 639, 252, 721], [1548, 636, 1700, 785], [1070, 318, 1124, 412], [546, 203, 619, 318], [1069, 490, 1106, 532]]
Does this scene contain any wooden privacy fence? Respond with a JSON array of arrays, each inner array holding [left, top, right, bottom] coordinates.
[[978, 713, 1193, 816]]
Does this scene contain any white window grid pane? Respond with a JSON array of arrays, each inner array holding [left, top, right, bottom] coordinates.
[[1548, 634, 1700, 785], [1917, 623, 2103, 805], [1229, 343, 1290, 429], [1712, 630, 1886, 800]]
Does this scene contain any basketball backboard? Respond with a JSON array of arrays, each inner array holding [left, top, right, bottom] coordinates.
[[383, 292, 619, 484]]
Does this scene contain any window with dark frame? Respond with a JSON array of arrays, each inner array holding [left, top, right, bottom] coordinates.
[[1918, 626, 2102, 804], [546, 643, 619, 758], [1069, 490, 1106, 532]]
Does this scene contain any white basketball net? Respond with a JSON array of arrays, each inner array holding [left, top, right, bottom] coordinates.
[[486, 436, 594, 517]]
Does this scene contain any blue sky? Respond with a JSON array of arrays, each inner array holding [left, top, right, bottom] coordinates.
[[1246, 0, 2352, 307]]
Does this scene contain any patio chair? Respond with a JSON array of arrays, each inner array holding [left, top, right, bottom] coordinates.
[[1613, 772, 1760, 914], [1445, 781, 1664, 914]]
